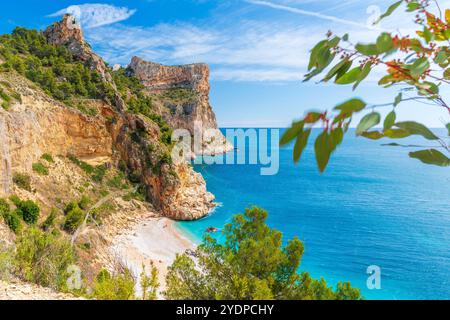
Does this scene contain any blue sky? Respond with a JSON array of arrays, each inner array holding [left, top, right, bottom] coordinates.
[[0, 0, 449, 127]]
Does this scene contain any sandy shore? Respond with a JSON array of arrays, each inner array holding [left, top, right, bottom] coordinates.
[[111, 216, 196, 294]]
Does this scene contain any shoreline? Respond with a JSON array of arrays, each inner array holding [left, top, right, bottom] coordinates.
[[110, 216, 197, 295]]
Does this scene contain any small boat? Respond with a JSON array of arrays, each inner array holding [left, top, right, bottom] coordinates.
[[206, 227, 219, 233]]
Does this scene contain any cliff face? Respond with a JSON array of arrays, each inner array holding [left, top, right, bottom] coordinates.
[[129, 57, 233, 155], [0, 16, 217, 221]]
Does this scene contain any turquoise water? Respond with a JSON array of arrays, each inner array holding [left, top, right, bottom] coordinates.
[[177, 129, 450, 300]]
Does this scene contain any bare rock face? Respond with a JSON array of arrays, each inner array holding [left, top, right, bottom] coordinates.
[[0, 279, 83, 300], [129, 57, 210, 93], [129, 57, 233, 155], [0, 70, 212, 221]]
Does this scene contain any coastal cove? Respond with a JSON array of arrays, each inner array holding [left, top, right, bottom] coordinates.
[[177, 128, 450, 300]]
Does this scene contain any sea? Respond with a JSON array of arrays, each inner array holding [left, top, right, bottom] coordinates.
[[177, 128, 450, 300]]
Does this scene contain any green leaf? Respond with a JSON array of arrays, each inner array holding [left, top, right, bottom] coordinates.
[[356, 112, 381, 135], [446, 123, 450, 136], [353, 62, 372, 90], [444, 68, 450, 80], [384, 128, 411, 139], [383, 111, 396, 130], [328, 36, 341, 48], [376, 1, 403, 24], [314, 131, 333, 173], [409, 149, 450, 167], [323, 58, 352, 82], [435, 51, 448, 65], [334, 98, 366, 114], [304, 68, 323, 82], [355, 43, 379, 56], [378, 75, 395, 86], [293, 129, 311, 163], [395, 121, 439, 140], [406, 2, 420, 11], [308, 40, 328, 71], [421, 27, 434, 44], [394, 93, 402, 107], [280, 121, 304, 146], [304, 112, 322, 124], [406, 57, 430, 78], [361, 131, 384, 140], [416, 81, 439, 97], [376, 33, 393, 52], [330, 127, 344, 149], [335, 67, 362, 84]]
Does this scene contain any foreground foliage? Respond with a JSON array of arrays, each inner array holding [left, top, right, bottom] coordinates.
[[283, 1, 450, 171], [165, 207, 361, 300], [14, 228, 76, 290]]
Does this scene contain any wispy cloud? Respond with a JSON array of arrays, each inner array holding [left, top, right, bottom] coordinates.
[[78, 0, 450, 82], [48, 3, 136, 29], [85, 20, 321, 81], [246, 0, 371, 29]]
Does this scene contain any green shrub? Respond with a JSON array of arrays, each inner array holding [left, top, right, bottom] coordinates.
[[14, 228, 76, 290], [9, 195, 21, 206], [0, 27, 113, 103], [140, 263, 159, 300], [0, 242, 14, 281], [64, 201, 79, 215], [90, 202, 114, 226], [68, 156, 107, 182], [3, 210, 22, 234], [72, 101, 98, 117], [63, 207, 84, 233], [0, 88, 11, 108], [12, 172, 31, 191], [159, 88, 197, 104], [32, 162, 49, 175], [107, 173, 127, 189], [68, 155, 94, 173], [165, 207, 362, 300], [0, 199, 10, 215], [122, 191, 145, 202], [16, 199, 40, 225], [99, 189, 109, 197], [41, 208, 57, 231], [78, 195, 91, 210], [91, 268, 136, 300], [92, 164, 107, 182], [41, 153, 54, 163]]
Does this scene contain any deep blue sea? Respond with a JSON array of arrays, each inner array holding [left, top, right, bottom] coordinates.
[[177, 128, 450, 300]]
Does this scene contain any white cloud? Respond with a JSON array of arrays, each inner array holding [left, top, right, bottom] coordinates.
[[48, 3, 136, 29], [85, 20, 324, 81]]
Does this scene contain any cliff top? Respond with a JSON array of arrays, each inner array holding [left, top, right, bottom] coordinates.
[[129, 56, 210, 93]]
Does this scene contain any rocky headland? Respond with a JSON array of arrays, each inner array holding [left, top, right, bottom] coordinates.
[[0, 14, 231, 299]]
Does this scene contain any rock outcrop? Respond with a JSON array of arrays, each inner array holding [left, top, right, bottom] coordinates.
[[44, 14, 113, 84], [129, 57, 233, 156], [0, 279, 83, 300], [0, 15, 220, 220]]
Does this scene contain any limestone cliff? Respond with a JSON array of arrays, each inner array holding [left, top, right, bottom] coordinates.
[[0, 15, 218, 221], [129, 57, 233, 155]]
